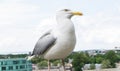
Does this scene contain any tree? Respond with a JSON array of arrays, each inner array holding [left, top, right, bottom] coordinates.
[[104, 50, 117, 68], [95, 57, 104, 63], [31, 57, 44, 64], [37, 60, 48, 69], [52, 60, 61, 66], [89, 57, 96, 63], [101, 59, 111, 68], [72, 53, 82, 71], [72, 52, 89, 71], [116, 53, 120, 62]]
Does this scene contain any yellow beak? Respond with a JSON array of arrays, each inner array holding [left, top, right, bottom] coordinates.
[[72, 12, 83, 16]]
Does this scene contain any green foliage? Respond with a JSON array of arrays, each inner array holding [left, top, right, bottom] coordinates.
[[70, 50, 120, 70], [72, 52, 89, 71], [31, 57, 44, 64], [95, 57, 104, 63], [0, 54, 27, 59], [90, 63, 95, 70], [101, 59, 111, 68], [52, 60, 61, 66], [89, 57, 96, 63], [104, 50, 117, 68], [37, 60, 48, 69], [105, 50, 117, 62], [116, 53, 120, 62]]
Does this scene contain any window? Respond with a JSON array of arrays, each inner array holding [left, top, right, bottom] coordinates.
[[20, 65, 25, 69], [0, 62, 3, 65], [16, 66, 19, 69], [9, 66, 13, 70], [4, 61, 7, 65], [13, 60, 19, 64], [22, 60, 26, 64], [2, 67, 6, 70]]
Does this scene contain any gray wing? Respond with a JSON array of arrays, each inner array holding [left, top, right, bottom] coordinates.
[[32, 32, 57, 56]]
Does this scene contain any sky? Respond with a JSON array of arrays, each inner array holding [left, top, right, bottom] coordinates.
[[0, 0, 120, 54]]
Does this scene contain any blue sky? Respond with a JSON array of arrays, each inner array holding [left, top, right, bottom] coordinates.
[[0, 0, 120, 54]]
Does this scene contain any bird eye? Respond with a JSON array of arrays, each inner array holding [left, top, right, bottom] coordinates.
[[63, 9, 70, 11]]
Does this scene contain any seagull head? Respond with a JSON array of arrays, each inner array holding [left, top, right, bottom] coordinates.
[[56, 9, 83, 19]]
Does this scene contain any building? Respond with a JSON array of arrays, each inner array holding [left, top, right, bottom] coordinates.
[[0, 58, 32, 71], [81, 50, 106, 56], [114, 47, 120, 53]]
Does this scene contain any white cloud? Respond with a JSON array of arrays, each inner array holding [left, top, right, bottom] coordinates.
[[34, 17, 56, 37], [0, 37, 16, 47], [73, 12, 120, 50], [0, 1, 41, 54], [0, 2, 40, 26]]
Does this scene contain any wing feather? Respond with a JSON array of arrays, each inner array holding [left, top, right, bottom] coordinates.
[[32, 32, 56, 56]]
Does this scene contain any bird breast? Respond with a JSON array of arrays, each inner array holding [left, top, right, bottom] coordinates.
[[44, 32, 76, 59]]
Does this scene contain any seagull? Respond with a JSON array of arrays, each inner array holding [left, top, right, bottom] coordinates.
[[31, 9, 83, 71]]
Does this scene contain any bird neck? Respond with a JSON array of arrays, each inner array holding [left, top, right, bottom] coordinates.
[[56, 17, 75, 35]]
